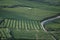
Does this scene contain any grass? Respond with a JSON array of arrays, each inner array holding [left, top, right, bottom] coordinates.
[[0, 28, 11, 39], [0, 18, 41, 30], [0, 18, 54, 40], [0, 0, 60, 12], [0, 7, 59, 20], [0, 0, 60, 40], [51, 32, 60, 40], [44, 18, 60, 40], [12, 29, 53, 40], [45, 18, 60, 31]]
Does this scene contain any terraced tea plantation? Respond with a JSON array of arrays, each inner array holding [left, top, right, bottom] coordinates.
[[0, 0, 60, 40], [0, 18, 54, 40], [1, 18, 41, 30]]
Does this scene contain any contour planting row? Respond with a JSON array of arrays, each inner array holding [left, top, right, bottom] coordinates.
[[0, 19, 41, 31], [0, 28, 11, 39]]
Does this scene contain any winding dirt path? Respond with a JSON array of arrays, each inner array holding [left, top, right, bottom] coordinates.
[[40, 16, 60, 40], [41, 16, 60, 32]]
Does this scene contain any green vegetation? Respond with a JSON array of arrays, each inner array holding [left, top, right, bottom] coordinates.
[[0, 0, 60, 40], [0, 28, 11, 39], [45, 18, 60, 31], [0, 7, 59, 20], [44, 18, 60, 40], [12, 30, 53, 40], [0, 18, 54, 40], [51, 32, 60, 40]]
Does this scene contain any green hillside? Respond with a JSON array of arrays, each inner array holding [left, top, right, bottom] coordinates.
[[0, 0, 60, 40]]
